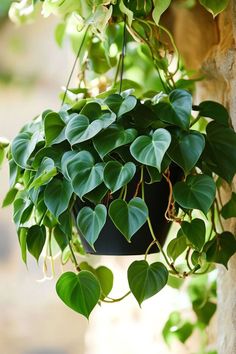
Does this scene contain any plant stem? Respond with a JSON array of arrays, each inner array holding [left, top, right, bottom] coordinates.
[[61, 26, 89, 106], [102, 291, 131, 303], [119, 17, 127, 94]]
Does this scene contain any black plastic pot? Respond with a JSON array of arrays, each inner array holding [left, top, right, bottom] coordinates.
[[74, 165, 182, 256]]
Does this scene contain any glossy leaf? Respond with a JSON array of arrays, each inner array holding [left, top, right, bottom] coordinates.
[[154, 90, 192, 130], [44, 178, 73, 219], [77, 204, 107, 248], [26, 225, 46, 261], [13, 191, 33, 227], [104, 94, 137, 117], [206, 122, 236, 183], [168, 131, 205, 173], [221, 192, 236, 219], [181, 219, 206, 251], [205, 232, 236, 268], [28, 157, 57, 190], [2, 187, 18, 207], [152, 0, 171, 25], [173, 175, 216, 214], [65, 112, 116, 145], [53, 226, 68, 251], [67, 151, 104, 199], [56, 271, 101, 318], [167, 233, 187, 261], [104, 161, 136, 193], [11, 131, 41, 168], [128, 260, 168, 305], [198, 101, 229, 126], [199, 0, 229, 16], [44, 111, 65, 145], [93, 125, 137, 158], [109, 197, 148, 241], [130, 128, 171, 171], [18, 227, 28, 264]]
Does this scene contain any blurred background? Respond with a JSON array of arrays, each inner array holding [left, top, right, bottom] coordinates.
[[0, 3, 214, 354]]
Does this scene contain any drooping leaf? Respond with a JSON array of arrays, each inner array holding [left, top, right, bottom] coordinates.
[[2, 187, 19, 207], [130, 128, 171, 171], [152, 0, 171, 25], [44, 111, 66, 146], [28, 157, 57, 190], [198, 101, 229, 126], [167, 233, 188, 261], [84, 183, 108, 205], [199, 0, 229, 17], [205, 122, 236, 183], [154, 90, 192, 130], [168, 130, 205, 173], [109, 197, 148, 241], [67, 151, 104, 199], [26, 225, 46, 262], [77, 204, 107, 248], [56, 271, 101, 318], [53, 225, 69, 251], [65, 112, 116, 145], [104, 161, 136, 193], [128, 260, 168, 305], [44, 178, 73, 219], [18, 227, 28, 264], [11, 131, 41, 168], [173, 175, 216, 214], [13, 191, 34, 227], [181, 219, 206, 251], [221, 192, 236, 219], [93, 125, 137, 159], [205, 232, 236, 268]]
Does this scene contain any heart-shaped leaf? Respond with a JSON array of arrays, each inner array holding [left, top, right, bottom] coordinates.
[[104, 161, 136, 193], [205, 232, 236, 269], [221, 192, 236, 219], [181, 219, 206, 251], [28, 157, 57, 190], [154, 89, 192, 130], [13, 190, 33, 227], [56, 271, 101, 318], [168, 131, 205, 173], [128, 260, 168, 305], [93, 125, 137, 158], [199, 0, 229, 17], [65, 112, 115, 145], [26, 225, 46, 262], [44, 112, 66, 146], [44, 177, 73, 219], [205, 122, 236, 183], [11, 131, 41, 168], [167, 233, 187, 261], [104, 94, 137, 117], [152, 0, 171, 25], [130, 128, 171, 171], [173, 175, 216, 214], [80, 102, 102, 120], [198, 101, 229, 126], [109, 197, 148, 241], [77, 204, 107, 248], [67, 151, 104, 199]]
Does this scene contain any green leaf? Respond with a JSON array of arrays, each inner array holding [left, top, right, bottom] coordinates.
[[44, 178, 73, 219], [53, 226, 68, 251], [152, 0, 171, 25], [104, 94, 137, 117], [0, 148, 4, 168], [167, 234, 187, 261], [65, 112, 116, 145], [221, 192, 236, 219], [2, 187, 18, 207], [28, 157, 57, 190], [205, 122, 236, 183], [205, 232, 236, 269], [18, 227, 28, 264], [93, 125, 137, 159], [56, 271, 101, 318], [198, 101, 229, 126], [181, 219, 206, 251], [130, 128, 171, 171], [173, 175, 216, 214], [193, 300, 216, 326], [11, 131, 41, 168], [154, 90, 192, 130], [168, 130, 205, 173], [44, 112, 65, 146], [77, 204, 107, 249], [109, 197, 148, 241], [104, 161, 136, 193], [55, 22, 66, 47], [162, 312, 194, 345], [84, 183, 108, 205], [199, 0, 229, 16], [26, 225, 46, 262], [67, 151, 104, 199], [128, 260, 168, 305], [119, 0, 133, 26], [13, 191, 33, 227]]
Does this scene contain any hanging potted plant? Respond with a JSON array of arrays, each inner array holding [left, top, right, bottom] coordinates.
[[3, 0, 236, 318]]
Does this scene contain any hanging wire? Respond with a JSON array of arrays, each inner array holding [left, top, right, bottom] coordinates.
[[119, 16, 127, 94], [61, 26, 89, 107]]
